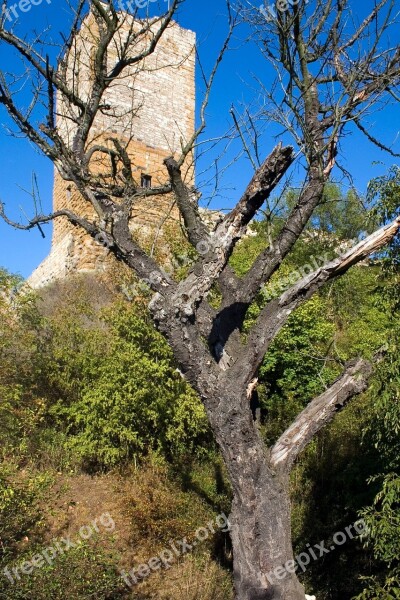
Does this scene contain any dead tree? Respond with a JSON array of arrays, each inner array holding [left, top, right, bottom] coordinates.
[[1, 1, 400, 599]]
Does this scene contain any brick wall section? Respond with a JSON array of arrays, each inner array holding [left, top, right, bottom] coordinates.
[[29, 11, 195, 288]]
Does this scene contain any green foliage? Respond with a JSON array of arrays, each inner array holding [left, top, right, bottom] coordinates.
[[0, 460, 50, 561], [361, 475, 400, 565], [355, 473, 400, 599], [309, 184, 370, 240], [327, 267, 390, 359], [285, 183, 370, 241], [352, 168, 400, 599], [0, 269, 49, 458], [364, 328, 400, 469], [368, 165, 400, 226], [229, 222, 272, 277], [368, 165, 400, 309], [354, 329, 400, 599], [0, 271, 210, 471], [64, 302, 210, 468], [259, 295, 337, 444], [356, 570, 400, 600], [164, 221, 198, 281]]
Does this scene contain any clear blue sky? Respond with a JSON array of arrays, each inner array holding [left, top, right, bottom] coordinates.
[[0, 0, 399, 278]]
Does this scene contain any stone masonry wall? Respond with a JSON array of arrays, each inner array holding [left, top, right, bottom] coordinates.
[[29, 11, 195, 288]]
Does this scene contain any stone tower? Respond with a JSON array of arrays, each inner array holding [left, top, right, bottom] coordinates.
[[29, 10, 195, 288]]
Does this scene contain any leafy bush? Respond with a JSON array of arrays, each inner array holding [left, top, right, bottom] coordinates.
[[354, 168, 400, 599], [355, 334, 400, 599], [259, 294, 337, 444], [0, 270, 211, 471], [0, 461, 50, 562], [57, 302, 211, 468]]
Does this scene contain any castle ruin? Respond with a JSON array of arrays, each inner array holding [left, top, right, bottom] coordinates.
[[29, 10, 195, 288]]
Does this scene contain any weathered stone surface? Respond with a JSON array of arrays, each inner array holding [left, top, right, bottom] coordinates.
[[29, 14, 195, 288]]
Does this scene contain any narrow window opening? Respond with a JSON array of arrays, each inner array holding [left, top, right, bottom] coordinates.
[[141, 174, 152, 189]]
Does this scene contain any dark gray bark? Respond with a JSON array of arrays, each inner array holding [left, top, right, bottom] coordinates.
[[185, 357, 376, 600], [206, 386, 305, 600]]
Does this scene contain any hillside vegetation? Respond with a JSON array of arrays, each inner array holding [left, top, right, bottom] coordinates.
[[0, 182, 399, 600]]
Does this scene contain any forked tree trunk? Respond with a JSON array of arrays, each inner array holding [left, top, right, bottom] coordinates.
[[205, 386, 306, 600]]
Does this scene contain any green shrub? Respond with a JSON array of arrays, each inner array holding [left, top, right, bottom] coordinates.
[[1, 270, 211, 471], [0, 461, 50, 561], [61, 302, 211, 468]]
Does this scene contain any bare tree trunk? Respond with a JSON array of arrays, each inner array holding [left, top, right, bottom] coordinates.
[[207, 387, 305, 600], [230, 473, 305, 600]]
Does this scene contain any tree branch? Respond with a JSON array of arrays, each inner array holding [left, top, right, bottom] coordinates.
[[172, 144, 294, 317], [176, 8, 237, 168], [164, 156, 210, 247], [237, 169, 326, 303], [269, 357, 373, 471], [241, 214, 400, 380], [0, 203, 97, 237]]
